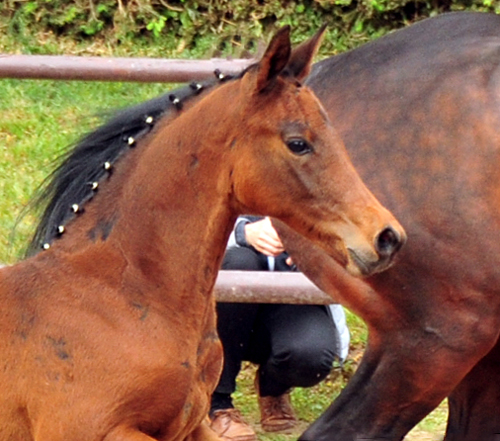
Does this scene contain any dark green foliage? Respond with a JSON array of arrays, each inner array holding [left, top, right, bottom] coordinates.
[[1, 0, 498, 58]]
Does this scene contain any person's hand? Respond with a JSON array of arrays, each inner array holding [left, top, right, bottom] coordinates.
[[244, 217, 285, 257]]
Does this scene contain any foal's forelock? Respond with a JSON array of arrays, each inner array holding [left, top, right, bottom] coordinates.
[[25, 72, 244, 257]]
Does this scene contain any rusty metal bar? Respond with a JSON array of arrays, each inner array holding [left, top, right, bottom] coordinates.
[[0, 54, 254, 83], [214, 270, 336, 304]]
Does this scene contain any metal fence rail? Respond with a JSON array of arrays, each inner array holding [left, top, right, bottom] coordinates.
[[215, 271, 335, 304], [0, 54, 253, 83]]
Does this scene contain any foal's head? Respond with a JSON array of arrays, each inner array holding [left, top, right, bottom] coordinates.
[[226, 26, 406, 276]]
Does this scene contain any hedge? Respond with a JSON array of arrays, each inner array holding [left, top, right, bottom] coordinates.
[[1, 0, 498, 58]]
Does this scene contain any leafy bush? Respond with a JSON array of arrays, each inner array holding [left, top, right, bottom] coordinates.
[[1, 0, 498, 58]]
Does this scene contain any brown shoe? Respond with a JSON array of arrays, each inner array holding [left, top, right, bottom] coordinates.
[[255, 373, 297, 433], [258, 393, 298, 432], [210, 409, 257, 441]]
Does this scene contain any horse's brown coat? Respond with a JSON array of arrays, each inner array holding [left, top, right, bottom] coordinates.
[[275, 11, 500, 441], [0, 28, 404, 440]]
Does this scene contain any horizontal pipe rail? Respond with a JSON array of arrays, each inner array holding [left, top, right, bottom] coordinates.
[[0, 54, 254, 83], [215, 270, 335, 304]]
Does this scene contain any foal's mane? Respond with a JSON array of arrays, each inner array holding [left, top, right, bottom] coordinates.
[[25, 72, 244, 257]]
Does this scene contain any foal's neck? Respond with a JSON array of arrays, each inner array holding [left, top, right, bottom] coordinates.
[[109, 83, 242, 301]]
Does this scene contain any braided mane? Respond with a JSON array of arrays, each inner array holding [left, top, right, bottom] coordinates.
[[25, 80, 222, 257]]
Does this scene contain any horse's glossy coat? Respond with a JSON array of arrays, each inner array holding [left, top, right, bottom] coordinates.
[[277, 11, 500, 441], [0, 28, 404, 440]]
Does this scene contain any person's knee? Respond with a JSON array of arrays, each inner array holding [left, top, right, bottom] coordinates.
[[270, 343, 336, 388], [222, 247, 266, 271]]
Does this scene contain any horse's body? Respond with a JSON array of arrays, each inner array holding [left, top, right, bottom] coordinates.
[[279, 11, 500, 441], [0, 29, 404, 440]]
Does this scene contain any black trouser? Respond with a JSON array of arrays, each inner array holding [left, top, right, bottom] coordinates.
[[212, 246, 338, 411]]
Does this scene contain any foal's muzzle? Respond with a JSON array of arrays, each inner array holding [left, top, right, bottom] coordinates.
[[347, 225, 406, 277]]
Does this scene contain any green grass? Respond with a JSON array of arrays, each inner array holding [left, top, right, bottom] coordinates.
[[0, 77, 448, 440]]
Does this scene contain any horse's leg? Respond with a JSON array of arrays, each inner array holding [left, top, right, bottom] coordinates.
[[299, 338, 451, 441], [445, 338, 500, 441]]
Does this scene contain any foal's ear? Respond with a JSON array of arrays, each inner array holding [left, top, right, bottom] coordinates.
[[286, 24, 327, 82], [254, 26, 292, 92]]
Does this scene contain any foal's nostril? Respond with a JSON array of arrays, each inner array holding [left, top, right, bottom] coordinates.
[[376, 227, 402, 257]]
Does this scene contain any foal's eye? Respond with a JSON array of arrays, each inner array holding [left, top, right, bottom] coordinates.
[[286, 139, 313, 156]]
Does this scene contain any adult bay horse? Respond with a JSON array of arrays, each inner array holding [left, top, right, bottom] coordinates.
[[0, 27, 405, 441], [275, 10, 500, 441]]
